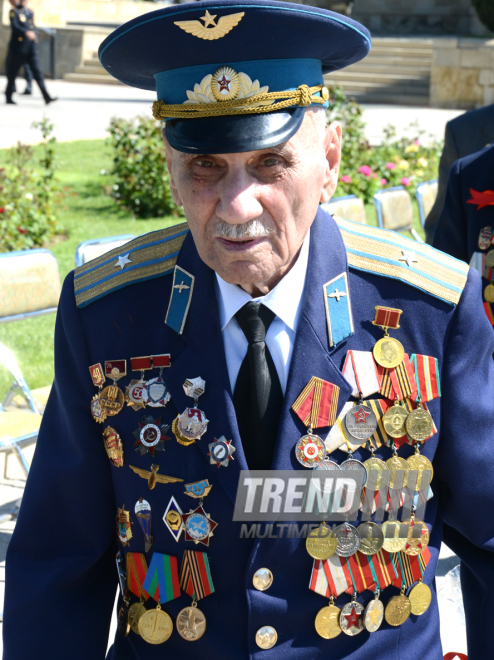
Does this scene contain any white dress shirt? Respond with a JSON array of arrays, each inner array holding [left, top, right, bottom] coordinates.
[[215, 229, 310, 395]]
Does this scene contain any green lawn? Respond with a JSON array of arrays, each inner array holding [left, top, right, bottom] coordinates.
[[0, 138, 425, 397]]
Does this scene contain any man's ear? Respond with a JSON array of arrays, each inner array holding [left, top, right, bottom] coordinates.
[[320, 121, 342, 204], [162, 127, 183, 207]]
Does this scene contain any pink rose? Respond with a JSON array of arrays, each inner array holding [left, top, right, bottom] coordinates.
[[359, 165, 372, 177], [385, 162, 396, 170], [340, 175, 352, 184], [380, 178, 387, 186], [401, 177, 411, 187]]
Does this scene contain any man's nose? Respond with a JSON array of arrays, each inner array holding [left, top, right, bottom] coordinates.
[[215, 168, 263, 223]]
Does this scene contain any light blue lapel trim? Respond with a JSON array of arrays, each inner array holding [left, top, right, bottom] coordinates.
[[165, 265, 195, 334], [323, 272, 354, 347]]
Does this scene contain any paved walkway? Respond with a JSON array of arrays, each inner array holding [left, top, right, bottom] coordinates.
[[0, 76, 464, 149]]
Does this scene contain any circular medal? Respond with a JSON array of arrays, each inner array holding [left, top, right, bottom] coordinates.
[[402, 518, 430, 556], [177, 407, 209, 441], [406, 454, 434, 491], [146, 376, 171, 408], [373, 336, 404, 369], [340, 457, 368, 488], [385, 594, 411, 626], [172, 416, 196, 446], [138, 606, 173, 644], [306, 523, 337, 560], [364, 598, 384, 632], [409, 581, 432, 615], [405, 407, 433, 442], [129, 603, 147, 635], [386, 456, 410, 488], [176, 606, 206, 641], [313, 458, 339, 492], [91, 394, 106, 423], [340, 601, 365, 636], [125, 379, 149, 411], [362, 457, 387, 491], [345, 404, 377, 441], [140, 423, 162, 447], [295, 434, 326, 468], [382, 403, 408, 438], [334, 522, 360, 557], [185, 512, 211, 543], [381, 520, 407, 552], [485, 284, 494, 303], [357, 522, 384, 555], [486, 250, 494, 268], [315, 604, 342, 639], [99, 384, 124, 416]]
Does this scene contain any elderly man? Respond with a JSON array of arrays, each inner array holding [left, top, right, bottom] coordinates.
[[4, 1, 494, 659]]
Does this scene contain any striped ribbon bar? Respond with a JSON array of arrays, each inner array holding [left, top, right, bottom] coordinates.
[[309, 554, 352, 598], [142, 553, 180, 604], [372, 306, 402, 330], [345, 552, 376, 594], [378, 354, 417, 401], [292, 377, 340, 429], [179, 550, 214, 601], [410, 354, 441, 403], [392, 548, 431, 589], [126, 552, 150, 600], [484, 302, 494, 326], [367, 549, 398, 589], [342, 350, 380, 398]]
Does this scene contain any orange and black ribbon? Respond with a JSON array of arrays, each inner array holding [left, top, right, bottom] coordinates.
[[179, 550, 214, 601], [126, 552, 150, 601], [291, 377, 340, 429], [377, 354, 417, 401], [392, 548, 431, 589]]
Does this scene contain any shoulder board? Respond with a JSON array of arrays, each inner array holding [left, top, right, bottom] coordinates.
[[74, 223, 189, 308], [334, 215, 469, 306]]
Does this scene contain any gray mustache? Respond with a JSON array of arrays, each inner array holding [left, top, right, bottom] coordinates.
[[214, 218, 274, 239]]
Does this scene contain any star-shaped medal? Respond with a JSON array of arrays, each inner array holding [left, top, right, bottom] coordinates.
[[182, 505, 218, 547], [132, 415, 170, 457], [208, 436, 236, 467], [344, 604, 361, 629], [367, 603, 381, 627], [115, 253, 131, 270], [352, 405, 371, 424]]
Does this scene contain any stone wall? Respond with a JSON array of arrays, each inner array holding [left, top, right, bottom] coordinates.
[[430, 38, 494, 109]]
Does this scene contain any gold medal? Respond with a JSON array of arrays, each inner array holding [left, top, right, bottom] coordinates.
[[138, 604, 173, 644], [385, 455, 409, 488], [409, 580, 432, 615], [373, 336, 404, 369], [385, 592, 411, 626], [364, 595, 384, 632], [99, 384, 125, 416], [362, 456, 386, 490], [486, 250, 494, 268], [357, 522, 384, 555], [128, 602, 147, 635], [381, 520, 407, 553], [406, 450, 433, 491], [405, 403, 433, 441], [306, 522, 337, 560], [382, 402, 408, 438], [176, 605, 207, 641], [315, 601, 342, 639], [485, 283, 494, 303], [402, 516, 430, 556], [172, 416, 196, 446]]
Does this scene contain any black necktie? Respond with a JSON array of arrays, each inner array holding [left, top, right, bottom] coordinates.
[[233, 301, 284, 470]]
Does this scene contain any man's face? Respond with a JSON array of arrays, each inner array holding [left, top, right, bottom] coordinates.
[[164, 110, 341, 295]]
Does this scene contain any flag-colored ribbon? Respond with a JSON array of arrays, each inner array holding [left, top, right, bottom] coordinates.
[[372, 306, 402, 330], [467, 188, 494, 210], [378, 354, 417, 401], [126, 552, 150, 600], [410, 354, 441, 403], [179, 550, 214, 601], [142, 553, 180, 604], [342, 351, 380, 398], [392, 548, 431, 589], [292, 377, 340, 429]]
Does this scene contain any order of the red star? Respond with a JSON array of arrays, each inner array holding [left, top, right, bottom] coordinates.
[[352, 405, 371, 424]]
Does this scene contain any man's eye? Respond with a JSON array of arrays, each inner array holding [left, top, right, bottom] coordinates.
[[260, 157, 282, 168], [196, 159, 216, 168]]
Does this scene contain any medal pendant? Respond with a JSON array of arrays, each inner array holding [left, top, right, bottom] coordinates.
[[364, 596, 384, 632], [306, 523, 337, 560], [295, 433, 326, 468], [172, 416, 195, 446], [485, 250, 494, 268], [382, 402, 408, 438], [409, 580, 432, 615], [125, 379, 149, 411], [402, 517, 430, 556], [405, 404, 434, 442], [176, 605, 206, 642], [182, 505, 218, 546], [385, 455, 409, 488], [313, 459, 340, 493], [485, 283, 494, 303], [381, 520, 407, 553], [133, 415, 170, 457], [362, 457, 386, 491], [208, 436, 235, 467], [129, 602, 147, 635], [334, 522, 360, 557], [357, 522, 384, 555], [406, 450, 434, 491], [340, 457, 368, 488], [373, 336, 404, 369], [345, 403, 377, 441], [91, 394, 107, 423], [385, 593, 411, 626], [340, 600, 364, 636], [118, 597, 131, 637], [138, 604, 173, 644], [177, 407, 209, 441], [117, 505, 133, 546], [103, 426, 124, 467], [315, 603, 342, 639], [146, 375, 171, 408], [99, 384, 125, 417]]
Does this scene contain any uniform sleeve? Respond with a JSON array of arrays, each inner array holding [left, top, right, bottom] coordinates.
[[434, 267, 494, 659], [432, 158, 469, 262], [9, 8, 28, 34], [3, 272, 118, 660], [425, 122, 460, 245]]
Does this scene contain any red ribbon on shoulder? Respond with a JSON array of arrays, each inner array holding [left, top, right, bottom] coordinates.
[[467, 188, 494, 210]]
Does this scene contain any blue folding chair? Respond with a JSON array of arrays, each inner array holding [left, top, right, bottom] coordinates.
[[374, 186, 423, 243], [416, 180, 438, 228], [322, 194, 367, 224], [75, 234, 136, 267]]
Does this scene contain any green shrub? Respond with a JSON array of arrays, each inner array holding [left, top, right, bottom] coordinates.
[[106, 116, 181, 219], [0, 118, 62, 252], [471, 0, 494, 32]]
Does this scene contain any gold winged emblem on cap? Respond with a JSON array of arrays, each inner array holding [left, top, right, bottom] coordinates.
[[129, 464, 184, 490], [174, 10, 245, 41]]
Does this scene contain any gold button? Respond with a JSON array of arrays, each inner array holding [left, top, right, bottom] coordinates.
[[256, 626, 278, 649], [253, 568, 273, 591]]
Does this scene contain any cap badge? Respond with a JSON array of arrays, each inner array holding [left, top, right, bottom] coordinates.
[[174, 11, 245, 41], [185, 70, 271, 108]]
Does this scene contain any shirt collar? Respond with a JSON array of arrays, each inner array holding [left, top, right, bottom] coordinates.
[[215, 228, 311, 331]]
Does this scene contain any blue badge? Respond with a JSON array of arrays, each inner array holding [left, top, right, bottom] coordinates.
[[185, 479, 212, 499], [165, 265, 195, 334], [323, 272, 354, 347]]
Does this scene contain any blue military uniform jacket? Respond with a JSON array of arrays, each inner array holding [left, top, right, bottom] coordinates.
[[433, 143, 494, 325], [9, 6, 36, 51], [4, 209, 494, 659]]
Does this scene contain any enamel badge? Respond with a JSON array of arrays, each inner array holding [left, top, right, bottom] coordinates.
[[133, 415, 171, 457], [135, 497, 153, 552], [117, 505, 133, 546], [102, 426, 124, 467], [184, 480, 212, 499], [182, 505, 218, 546], [208, 436, 236, 467], [163, 496, 184, 542]]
